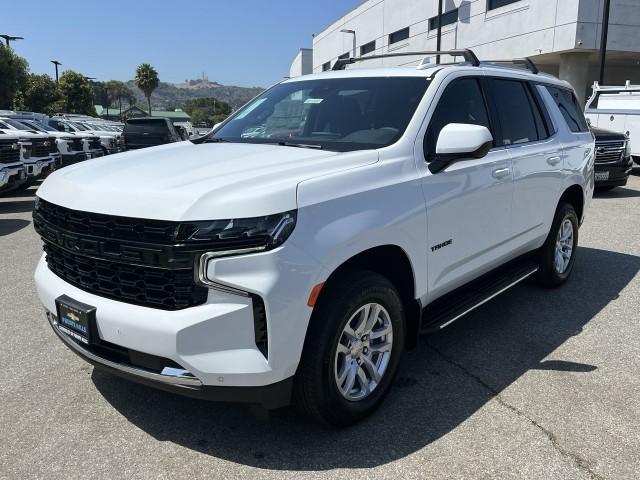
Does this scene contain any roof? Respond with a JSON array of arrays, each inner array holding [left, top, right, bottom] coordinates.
[[283, 62, 570, 89]]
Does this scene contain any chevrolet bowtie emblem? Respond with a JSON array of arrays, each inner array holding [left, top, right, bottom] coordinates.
[[67, 312, 79, 322]]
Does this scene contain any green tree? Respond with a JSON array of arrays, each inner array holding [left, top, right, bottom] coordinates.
[[184, 97, 231, 126], [19, 73, 64, 115], [105, 80, 132, 109], [59, 70, 97, 115], [0, 46, 29, 109], [134, 63, 159, 115]]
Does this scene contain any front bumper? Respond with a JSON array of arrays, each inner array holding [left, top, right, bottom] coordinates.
[[0, 164, 27, 192], [24, 157, 56, 179], [35, 242, 321, 398], [595, 156, 633, 187], [45, 309, 293, 408]]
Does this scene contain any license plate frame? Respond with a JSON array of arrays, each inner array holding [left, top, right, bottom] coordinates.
[[55, 295, 97, 345]]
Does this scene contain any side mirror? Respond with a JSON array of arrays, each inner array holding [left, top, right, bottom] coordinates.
[[429, 123, 493, 174]]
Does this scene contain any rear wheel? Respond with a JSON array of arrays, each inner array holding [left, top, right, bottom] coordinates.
[[294, 270, 405, 427], [535, 203, 579, 287]]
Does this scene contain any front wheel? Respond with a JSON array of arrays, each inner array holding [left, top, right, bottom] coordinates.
[[535, 203, 579, 287], [294, 270, 405, 427]]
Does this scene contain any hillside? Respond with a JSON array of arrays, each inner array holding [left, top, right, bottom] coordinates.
[[125, 79, 264, 111]]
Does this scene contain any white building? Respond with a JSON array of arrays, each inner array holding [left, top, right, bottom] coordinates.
[[294, 0, 640, 103], [289, 48, 313, 77]]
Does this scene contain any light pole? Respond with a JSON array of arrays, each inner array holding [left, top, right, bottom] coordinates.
[[340, 29, 356, 57], [598, 0, 611, 85], [0, 34, 23, 48], [436, 0, 443, 64], [51, 60, 62, 83]]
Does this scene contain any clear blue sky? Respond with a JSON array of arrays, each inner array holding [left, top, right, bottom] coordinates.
[[3, 0, 361, 88]]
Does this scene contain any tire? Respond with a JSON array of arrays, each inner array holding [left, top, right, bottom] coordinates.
[[535, 203, 579, 287], [294, 270, 405, 427]]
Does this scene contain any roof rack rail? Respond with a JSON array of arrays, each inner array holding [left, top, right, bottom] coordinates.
[[482, 57, 539, 74], [332, 48, 480, 71]]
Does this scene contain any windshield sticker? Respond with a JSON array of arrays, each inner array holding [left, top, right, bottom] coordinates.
[[304, 98, 324, 104]]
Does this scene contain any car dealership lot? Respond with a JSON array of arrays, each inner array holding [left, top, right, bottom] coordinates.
[[1, 173, 639, 480]]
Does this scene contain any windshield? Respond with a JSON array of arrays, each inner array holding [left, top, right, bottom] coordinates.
[[208, 77, 430, 152], [33, 122, 57, 132], [3, 119, 34, 131], [20, 121, 47, 132], [70, 122, 88, 131]]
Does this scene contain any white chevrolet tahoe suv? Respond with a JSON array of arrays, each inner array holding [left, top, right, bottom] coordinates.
[[33, 50, 594, 426]]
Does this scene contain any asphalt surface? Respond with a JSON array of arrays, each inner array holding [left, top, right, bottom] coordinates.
[[1, 171, 639, 480]]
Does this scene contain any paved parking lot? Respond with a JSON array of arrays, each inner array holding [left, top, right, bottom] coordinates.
[[1, 171, 639, 480]]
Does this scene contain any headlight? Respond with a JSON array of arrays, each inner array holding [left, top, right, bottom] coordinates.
[[0, 168, 9, 184], [180, 210, 297, 253], [624, 138, 631, 157]]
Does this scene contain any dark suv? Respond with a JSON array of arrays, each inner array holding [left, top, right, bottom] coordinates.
[[123, 117, 181, 150], [592, 127, 633, 190]]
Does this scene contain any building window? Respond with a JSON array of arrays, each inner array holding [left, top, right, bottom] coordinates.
[[360, 41, 375, 56], [487, 0, 520, 10], [322, 62, 331, 71], [338, 52, 350, 60], [389, 27, 410, 45], [429, 9, 458, 30]]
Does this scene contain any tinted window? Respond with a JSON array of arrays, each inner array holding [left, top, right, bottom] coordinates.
[[489, 79, 539, 145], [360, 41, 375, 56], [338, 52, 350, 60], [389, 27, 409, 45], [429, 9, 458, 30], [125, 120, 170, 135], [322, 62, 331, 72], [488, 0, 520, 10], [211, 77, 430, 152], [424, 78, 491, 160], [545, 86, 589, 133]]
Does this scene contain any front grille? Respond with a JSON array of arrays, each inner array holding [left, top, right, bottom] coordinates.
[[48, 137, 57, 154], [89, 137, 101, 149], [32, 138, 51, 158], [595, 140, 625, 164], [43, 242, 207, 310], [32, 199, 220, 310], [0, 140, 20, 163], [71, 138, 84, 151]]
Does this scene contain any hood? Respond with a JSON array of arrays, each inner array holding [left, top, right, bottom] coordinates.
[[37, 141, 377, 220], [590, 126, 627, 141]]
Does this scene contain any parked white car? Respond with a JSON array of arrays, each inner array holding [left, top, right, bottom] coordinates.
[[47, 118, 119, 155], [0, 131, 27, 193], [33, 50, 594, 426], [0, 120, 56, 185], [585, 80, 640, 164]]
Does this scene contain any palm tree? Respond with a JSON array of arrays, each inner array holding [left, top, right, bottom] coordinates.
[[134, 63, 159, 116]]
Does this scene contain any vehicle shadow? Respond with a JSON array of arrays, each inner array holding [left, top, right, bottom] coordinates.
[[92, 247, 640, 470], [0, 218, 30, 236], [0, 199, 35, 214], [594, 186, 640, 199]]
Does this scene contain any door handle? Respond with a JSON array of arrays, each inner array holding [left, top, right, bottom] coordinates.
[[547, 156, 561, 166], [492, 167, 511, 179]]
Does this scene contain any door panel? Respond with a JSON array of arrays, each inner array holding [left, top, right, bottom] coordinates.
[[423, 150, 513, 299], [417, 76, 513, 301]]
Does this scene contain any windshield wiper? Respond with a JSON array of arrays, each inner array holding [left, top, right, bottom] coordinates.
[[275, 141, 323, 150], [202, 137, 230, 143]]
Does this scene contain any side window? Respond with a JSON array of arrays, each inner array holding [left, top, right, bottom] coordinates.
[[545, 86, 589, 133], [424, 77, 491, 161], [489, 79, 539, 146]]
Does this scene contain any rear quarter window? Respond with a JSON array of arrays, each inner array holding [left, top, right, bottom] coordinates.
[[545, 86, 589, 133]]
